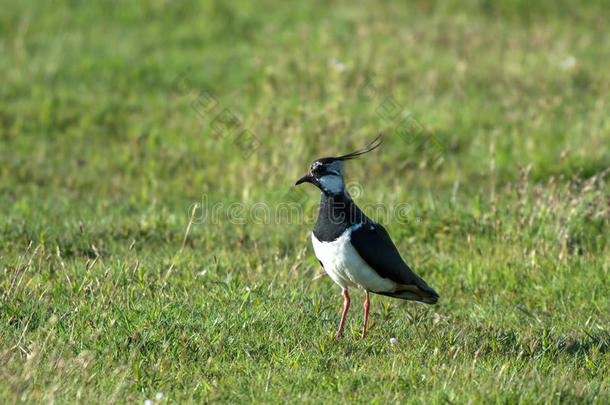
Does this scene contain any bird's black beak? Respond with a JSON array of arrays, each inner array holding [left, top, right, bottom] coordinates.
[[295, 174, 313, 186]]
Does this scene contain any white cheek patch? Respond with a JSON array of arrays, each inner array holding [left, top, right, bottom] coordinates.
[[319, 175, 344, 194]]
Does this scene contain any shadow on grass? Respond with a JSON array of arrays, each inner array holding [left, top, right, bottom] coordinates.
[[469, 325, 609, 361]]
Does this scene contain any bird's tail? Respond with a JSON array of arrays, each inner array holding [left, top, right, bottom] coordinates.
[[380, 279, 439, 304]]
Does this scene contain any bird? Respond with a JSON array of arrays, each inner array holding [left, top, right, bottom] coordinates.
[[295, 135, 439, 339]]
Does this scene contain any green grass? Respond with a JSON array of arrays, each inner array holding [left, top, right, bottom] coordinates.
[[1, 0, 609, 403]]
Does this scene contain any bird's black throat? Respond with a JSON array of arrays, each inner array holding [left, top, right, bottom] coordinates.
[[312, 191, 370, 242]]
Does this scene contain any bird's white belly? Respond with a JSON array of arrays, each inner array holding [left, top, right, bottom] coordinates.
[[311, 225, 396, 292]]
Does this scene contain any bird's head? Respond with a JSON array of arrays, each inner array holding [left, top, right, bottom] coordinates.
[[295, 135, 382, 195]]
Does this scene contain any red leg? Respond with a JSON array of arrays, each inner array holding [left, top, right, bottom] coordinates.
[[361, 291, 370, 339], [335, 289, 350, 338]]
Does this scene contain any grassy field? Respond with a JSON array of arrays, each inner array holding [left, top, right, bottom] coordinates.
[[1, 0, 609, 403]]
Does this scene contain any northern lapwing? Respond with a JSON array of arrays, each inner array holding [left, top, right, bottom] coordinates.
[[295, 135, 439, 338]]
